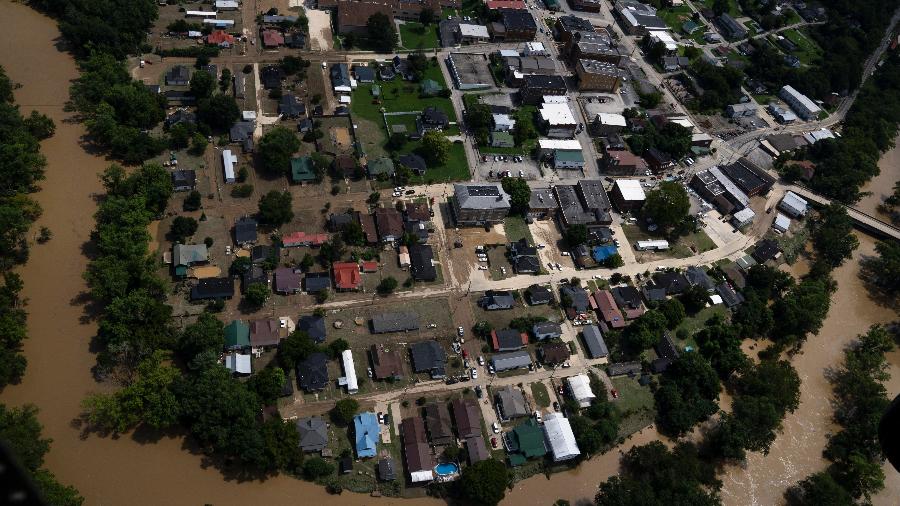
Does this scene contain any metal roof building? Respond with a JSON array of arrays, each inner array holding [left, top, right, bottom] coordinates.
[[491, 350, 532, 371], [340, 349, 358, 394], [543, 413, 580, 461], [581, 325, 609, 358], [371, 312, 420, 333], [566, 374, 596, 407]]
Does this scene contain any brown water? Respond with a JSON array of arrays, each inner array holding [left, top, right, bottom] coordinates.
[[856, 137, 900, 218], [721, 233, 900, 506]]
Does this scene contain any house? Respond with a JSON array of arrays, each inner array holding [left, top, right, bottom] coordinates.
[[614, 0, 667, 35], [424, 402, 454, 445], [479, 290, 516, 310], [543, 413, 580, 461], [165, 109, 196, 129], [409, 244, 437, 281], [568, 31, 621, 64], [566, 375, 597, 409], [297, 352, 329, 391], [190, 277, 234, 300], [731, 207, 756, 229], [644, 147, 674, 172], [491, 350, 532, 371], [533, 321, 562, 340], [360, 260, 379, 273], [304, 272, 331, 293], [261, 65, 284, 89], [540, 341, 570, 365], [607, 361, 642, 376], [721, 262, 746, 289], [285, 33, 306, 49], [684, 266, 715, 292], [494, 8, 537, 41], [523, 285, 552, 307], [717, 13, 747, 39], [229, 121, 254, 146], [242, 266, 268, 292], [274, 267, 302, 294], [333, 154, 358, 178], [513, 254, 541, 274], [457, 23, 491, 43], [353, 412, 380, 458], [560, 284, 591, 317], [773, 213, 791, 233], [493, 113, 516, 131], [752, 239, 780, 263], [594, 290, 625, 329], [340, 349, 358, 394], [598, 149, 647, 177], [405, 202, 431, 222], [496, 386, 529, 419], [400, 417, 435, 483], [353, 65, 376, 83], [279, 94, 305, 117], [331, 63, 351, 88], [397, 154, 427, 175], [378, 457, 396, 481], [234, 217, 258, 245], [780, 85, 821, 120], [652, 271, 690, 295], [298, 315, 326, 343], [576, 59, 621, 92], [357, 212, 378, 244], [553, 149, 585, 170], [520, 74, 567, 105], [507, 419, 547, 465], [207, 30, 236, 46], [367, 157, 395, 179], [466, 436, 491, 464], [172, 244, 209, 277], [410, 341, 447, 378], [555, 181, 612, 229], [328, 212, 354, 232], [490, 131, 515, 148], [164, 90, 196, 106], [297, 416, 328, 453], [374, 207, 404, 243], [581, 325, 609, 359], [528, 188, 559, 220], [779, 191, 809, 218], [171, 169, 197, 192], [451, 398, 482, 439], [716, 282, 745, 308], [662, 55, 690, 72], [492, 329, 529, 352], [417, 107, 450, 136], [250, 319, 281, 348], [371, 312, 420, 333], [262, 29, 285, 47], [282, 231, 328, 247], [333, 262, 362, 291], [398, 245, 411, 269], [370, 344, 404, 380], [225, 353, 251, 375], [251, 245, 278, 265], [611, 286, 645, 318], [224, 320, 250, 350], [539, 102, 577, 138], [165, 65, 191, 86], [610, 179, 646, 211]]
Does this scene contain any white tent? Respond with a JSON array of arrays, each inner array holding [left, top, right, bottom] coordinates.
[[543, 413, 580, 461], [410, 470, 434, 483]]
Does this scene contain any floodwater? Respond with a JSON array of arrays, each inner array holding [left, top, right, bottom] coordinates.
[[721, 233, 900, 506], [1, 2, 898, 505], [856, 138, 900, 218]]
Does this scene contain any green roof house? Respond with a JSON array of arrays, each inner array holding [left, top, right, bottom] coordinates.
[[367, 157, 396, 179], [420, 79, 442, 97], [682, 20, 701, 34], [291, 156, 317, 183], [507, 419, 547, 465], [490, 131, 515, 148], [224, 320, 251, 350]]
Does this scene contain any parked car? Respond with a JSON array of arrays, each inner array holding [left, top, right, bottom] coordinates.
[[475, 385, 483, 398], [478, 355, 485, 366], [553, 401, 560, 411], [533, 410, 542, 423], [377, 412, 384, 424], [490, 436, 499, 448], [492, 422, 500, 433], [457, 326, 465, 336], [367, 367, 373, 378], [470, 368, 478, 379], [405, 189, 415, 195]]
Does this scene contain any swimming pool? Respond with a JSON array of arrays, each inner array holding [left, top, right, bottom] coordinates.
[[434, 462, 459, 476]]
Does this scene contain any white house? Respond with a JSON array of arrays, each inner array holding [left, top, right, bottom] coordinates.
[[539, 103, 577, 138], [493, 113, 516, 131], [222, 149, 238, 183], [566, 374, 596, 408], [779, 191, 808, 217], [779, 85, 821, 121], [543, 413, 580, 461], [773, 213, 791, 233]]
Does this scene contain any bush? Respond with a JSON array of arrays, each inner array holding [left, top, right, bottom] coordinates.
[[230, 184, 254, 198]]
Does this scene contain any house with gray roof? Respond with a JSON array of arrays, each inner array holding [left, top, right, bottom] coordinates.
[[684, 266, 715, 292], [526, 284, 553, 305], [580, 325, 609, 359], [451, 183, 511, 226], [297, 416, 328, 452], [491, 350, 532, 372], [495, 386, 528, 420], [173, 244, 209, 277], [371, 312, 420, 333], [479, 290, 515, 310], [533, 321, 562, 340], [410, 341, 446, 378]]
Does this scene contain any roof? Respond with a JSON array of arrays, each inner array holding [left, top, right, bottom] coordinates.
[[262, 29, 285, 46], [173, 243, 209, 267], [594, 290, 625, 328], [533, 321, 562, 337], [409, 244, 437, 281], [405, 202, 431, 222], [282, 230, 328, 247], [410, 341, 446, 373], [543, 413, 580, 461], [172, 169, 197, 189], [424, 403, 454, 445], [652, 271, 690, 295], [297, 416, 328, 452], [581, 325, 609, 358], [397, 153, 426, 173], [560, 284, 591, 312], [480, 290, 516, 309], [752, 239, 780, 263], [780, 85, 821, 114], [224, 320, 250, 349], [655, 333, 680, 361], [304, 272, 331, 292], [367, 157, 395, 177], [297, 352, 329, 391], [234, 217, 258, 244], [780, 191, 808, 214], [555, 150, 585, 163], [607, 361, 642, 376], [578, 58, 620, 76], [274, 267, 302, 293], [567, 374, 596, 406], [527, 284, 553, 304], [207, 30, 235, 45], [509, 419, 547, 458], [224, 353, 251, 374], [250, 319, 280, 347], [538, 139, 582, 150], [378, 457, 396, 481], [190, 277, 234, 300], [354, 412, 380, 458], [500, 8, 537, 30], [496, 386, 529, 418], [523, 74, 567, 90], [454, 183, 511, 210], [333, 262, 362, 290], [592, 245, 618, 262], [459, 23, 490, 38], [684, 266, 715, 291], [540, 341, 570, 364], [371, 312, 420, 333], [486, 0, 527, 8], [613, 179, 646, 201], [716, 282, 745, 308], [492, 329, 529, 351], [491, 350, 532, 371], [466, 436, 491, 463], [540, 103, 576, 126], [371, 345, 403, 379], [374, 207, 404, 240], [596, 113, 627, 127], [353, 65, 376, 82], [773, 213, 791, 232], [401, 417, 434, 475], [298, 315, 326, 343]]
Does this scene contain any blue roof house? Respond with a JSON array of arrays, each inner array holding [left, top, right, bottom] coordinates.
[[592, 245, 618, 262], [354, 412, 380, 458]]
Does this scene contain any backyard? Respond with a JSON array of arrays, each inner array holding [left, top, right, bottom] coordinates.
[[399, 22, 440, 49], [621, 224, 716, 259], [504, 216, 534, 244], [781, 28, 823, 65], [609, 375, 656, 437]]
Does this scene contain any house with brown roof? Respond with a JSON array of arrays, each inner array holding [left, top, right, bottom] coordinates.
[[374, 207, 404, 243], [593, 289, 625, 328], [334, 154, 358, 178], [400, 417, 435, 483], [405, 202, 431, 222], [274, 267, 302, 294], [540, 341, 571, 365], [250, 319, 281, 348], [370, 344, 404, 380], [333, 262, 362, 290], [424, 402, 454, 446], [451, 398, 482, 439], [262, 29, 285, 47], [491, 329, 529, 352], [354, 211, 379, 244]]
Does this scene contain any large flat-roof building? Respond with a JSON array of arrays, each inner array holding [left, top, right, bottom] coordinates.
[[539, 102, 578, 138], [576, 59, 621, 92], [614, 0, 667, 35], [520, 74, 567, 105], [610, 179, 646, 211], [451, 183, 512, 226]]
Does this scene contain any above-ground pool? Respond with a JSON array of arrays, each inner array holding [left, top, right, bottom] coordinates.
[[435, 462, 459, 476]]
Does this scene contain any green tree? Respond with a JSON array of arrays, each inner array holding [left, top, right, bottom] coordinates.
[[331, 398, 359, 426], [421, 130, 451, 165], [501, 177, 531, 215], [178, 313, 224, 362], [563, 224, 588, 247], [785, 471, 854, 506], [184, 190, 202, 211], [260, 417, 303, 472], [654, 352, 720, 436], [602, 253, 624, 268], [695, 317, 747, 379], [189, 70, 215, 98], [658, 298, 685, 328], [196, 94, 240, 132], [341, 221, 365, 246], [278, 330, 319, 369], [377, 276, 399, 294], [218, 68, 232, 93], [245, 282, 271, 308], [457, 458, 510, 506], [189, 132, 208, 155], [862, 240, 900, 296], [169, 216, 198, 243], [419, 7, 436, 24], [24, 111, 56, 140], [249, 367, 287, 404], [258, 127, 301, 176], [366, 12, 397, 52], [642, 181, 690, 231], [258, 190, 294, 226], [386, 132, 407, 151], [811, 204, 858, 269], [303, 456, 335, 478]]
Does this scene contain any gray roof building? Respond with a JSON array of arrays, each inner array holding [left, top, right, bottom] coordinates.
[[452, 184, 512, 226], [479, 290, 516, 310], [581, 325, 609, 358], [491, 350, 532, 371], [526, 284, 553, 305], [533, 321, 562, 340], [410, 341, 447, 378], [495, 386, 528, 419], [297, 416, 328, 452]]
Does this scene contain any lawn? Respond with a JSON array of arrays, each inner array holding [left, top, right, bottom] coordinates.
[[753, 93, 775, 105], [531, 382, 551, 408], [621, 224, 716, 259], [396, 141, 470, 183], [475, 105, 538, 155], [350, 62, 456, 120], [674, 304, 728, 345], [657, 5, 693, 32], [503, 216, 534, 244], [700, 0, 741, 17], [610, 375, 656, 437], [782, 28, 823, 65], [399, 22, 439, 49], [469, 292, 562, 335]]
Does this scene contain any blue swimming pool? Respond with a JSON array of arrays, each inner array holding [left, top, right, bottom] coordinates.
[[434, 462, 459, 476]]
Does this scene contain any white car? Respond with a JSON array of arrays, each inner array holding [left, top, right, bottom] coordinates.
[[533, 410, 542, 423], [394, 186, 405, 192], [492, 422, 500, 433], [561, 251, 570, 256], [392, 192, 402, 197], [548, 262, 555, 269], [457, 326, 465, 336], [470, 368, 478, 379], [478, 265, 488, 270], [555, 262, 562, 270], [518, 170, 524, 177], [500, 266, 507, 275], [488, 364, 495, 374], [478, 355, 485, 366]]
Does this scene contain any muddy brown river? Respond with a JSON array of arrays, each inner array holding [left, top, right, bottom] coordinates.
[[0, 2, 897, 505]]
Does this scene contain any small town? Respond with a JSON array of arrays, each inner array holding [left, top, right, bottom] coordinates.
[[1, 0, 899, 504]]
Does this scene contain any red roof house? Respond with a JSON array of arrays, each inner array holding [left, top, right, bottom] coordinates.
[[333, 262, 362, 290], [262, 29, 285, 48], [282, 231, 329, 247], [361, 261, 379, 272], [593, 290, 625, 329], [486, 0, 526, 8], [207, 30, 236, 46]]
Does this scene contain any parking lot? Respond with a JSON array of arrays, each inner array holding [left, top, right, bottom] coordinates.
[[474, 153, 545, 182]]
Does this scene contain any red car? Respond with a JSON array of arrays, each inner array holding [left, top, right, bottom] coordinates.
[[490, 437, 498, 449], [611, 389, 619, 399], [462, 349, 469, 358]]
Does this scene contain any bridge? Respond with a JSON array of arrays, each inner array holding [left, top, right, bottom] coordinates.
[[786, 185, 900, 240]]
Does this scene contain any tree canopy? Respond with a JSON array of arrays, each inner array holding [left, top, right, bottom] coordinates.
[[421, 130, 451, 165], [501, 177, 530, 215], [457, 458, 510, 506], [257, 190, 294, 226], [642, 181, 690, 231], [257, 127, 300, 176], [654, 352, 720, 436], [366, 13, 397, 52]]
